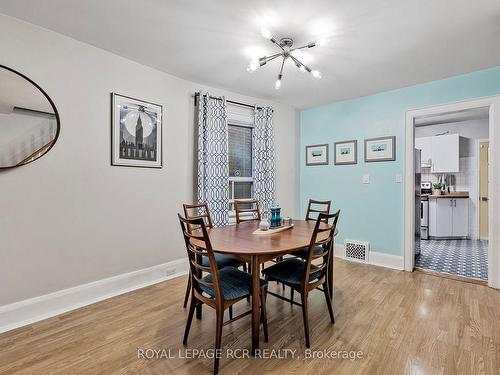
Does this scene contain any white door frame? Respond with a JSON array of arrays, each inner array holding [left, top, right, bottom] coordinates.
[[404, 95, 500, 289], [476, 138, 489, 241]]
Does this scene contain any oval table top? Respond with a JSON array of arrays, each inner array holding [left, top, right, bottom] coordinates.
[[194, 220, 337, 256]]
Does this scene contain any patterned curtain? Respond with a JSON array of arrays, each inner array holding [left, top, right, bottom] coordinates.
[[253, 106, 276, 216], [196, 93, 229, 227]]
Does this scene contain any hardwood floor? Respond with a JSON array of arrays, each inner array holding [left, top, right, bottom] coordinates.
[[1, 259, 499, 374]]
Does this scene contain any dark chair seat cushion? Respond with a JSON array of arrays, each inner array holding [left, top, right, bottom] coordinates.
[[262, 258, 322, 286], [202, 253, 244, 269], [292, 245, 323, 259], [200, 267, 267, 300]]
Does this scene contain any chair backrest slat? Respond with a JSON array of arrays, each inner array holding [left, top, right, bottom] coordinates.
[[183, 203, 213, 233], [234, 199, 261, 224], [305, 199, 331, 222], [189, 260, 212, 273], [192, 273, 214, 288]]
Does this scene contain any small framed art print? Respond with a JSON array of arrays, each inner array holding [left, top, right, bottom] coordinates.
[[364, 136, 396, 162], [111, 93, 163, 168], [306, 144, 329, 166], [334, 140, 357, 165]]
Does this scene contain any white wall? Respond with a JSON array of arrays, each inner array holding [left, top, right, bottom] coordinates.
[[0, 15, 299, 307]]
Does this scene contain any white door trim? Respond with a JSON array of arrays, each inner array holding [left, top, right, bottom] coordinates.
[[404, 95, 500, 289], [477, 138, 489, 241]]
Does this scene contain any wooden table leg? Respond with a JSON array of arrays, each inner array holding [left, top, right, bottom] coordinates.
[[251, 255, 260, 354]]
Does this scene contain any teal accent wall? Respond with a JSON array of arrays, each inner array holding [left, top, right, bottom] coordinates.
[[300, 66, 500, 256]]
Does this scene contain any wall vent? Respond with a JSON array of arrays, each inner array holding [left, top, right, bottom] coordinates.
[[344, 239, 369, 262]]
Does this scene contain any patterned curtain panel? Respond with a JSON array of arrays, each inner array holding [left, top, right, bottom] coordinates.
[[253, 106, 276, 216], [197, 93, 229, 226]]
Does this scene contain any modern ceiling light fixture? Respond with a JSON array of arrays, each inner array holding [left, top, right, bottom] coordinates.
[[247, 29, 323, 90]]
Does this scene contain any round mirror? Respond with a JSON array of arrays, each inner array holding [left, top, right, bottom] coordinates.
[[0, 65, 60, 169]]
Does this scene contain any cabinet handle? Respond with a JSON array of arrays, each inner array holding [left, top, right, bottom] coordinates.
[[450, 199, 453, 207], [454, 199, 457, 207]]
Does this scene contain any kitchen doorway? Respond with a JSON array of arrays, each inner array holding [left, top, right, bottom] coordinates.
[[412, 108, 489, 281], [404, 95, 500, 289]]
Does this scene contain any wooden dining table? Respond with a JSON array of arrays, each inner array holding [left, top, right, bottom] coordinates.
[[193, 219, 338, 354]]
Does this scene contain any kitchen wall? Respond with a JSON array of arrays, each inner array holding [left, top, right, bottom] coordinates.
[[300, 66, 500, 258], [0, 14, 299, 307], [416, 119, 489, 239]]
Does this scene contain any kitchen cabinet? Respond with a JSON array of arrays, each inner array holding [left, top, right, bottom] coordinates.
[[452, 198, 469, 237], [415, 137, 432, 167], [429, 197, 469, 238], [431, 134, 459, 173], [415, 134, 468, 173]]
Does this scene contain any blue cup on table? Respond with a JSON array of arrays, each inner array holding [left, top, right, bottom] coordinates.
[[270, 206, 281, 228]]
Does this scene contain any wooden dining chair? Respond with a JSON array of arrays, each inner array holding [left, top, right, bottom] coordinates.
[[179, 214, 268, 374], [262, 210, 340, 348], [182, 203, 246, 308], [305, 199, 331, 222], [234, 198, 261, 223], [292, 199, 332, 262]]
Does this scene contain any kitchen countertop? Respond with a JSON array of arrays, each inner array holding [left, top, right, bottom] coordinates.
[[428, 191, 469, 198]]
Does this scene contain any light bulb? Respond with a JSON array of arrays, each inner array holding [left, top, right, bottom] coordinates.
[[312, 70, 322, 79], [317, 38, 328, 47], [275, 79, 282, 90], [247, 59, 259, 72], [299, 65, 306, 72], [260, 28, 272, 39]]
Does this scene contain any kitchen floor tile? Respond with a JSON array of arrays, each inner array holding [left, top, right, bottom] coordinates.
[[415, 239, 488, 281]]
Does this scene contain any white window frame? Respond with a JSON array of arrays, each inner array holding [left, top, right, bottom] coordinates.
[[228, 120, 255, 221]]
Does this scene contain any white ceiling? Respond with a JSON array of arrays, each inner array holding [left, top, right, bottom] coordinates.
[[414, 107, 489, 127], [0, 0, 499, 109]]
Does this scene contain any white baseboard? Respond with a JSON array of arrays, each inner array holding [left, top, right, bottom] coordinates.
[[334, 244, 404, 271], [0, 258, 189, 334]]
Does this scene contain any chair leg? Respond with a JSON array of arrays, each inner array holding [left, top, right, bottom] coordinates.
[[260, 288, 269, 343], [183, 275, 191, 308], [183, 295, 196, 344], [229, 305, 233, 320], [300, 291, 310, 348], [290, 288, 294, 306], [323, 283, 335, 324], [214, 308, 224, 375]]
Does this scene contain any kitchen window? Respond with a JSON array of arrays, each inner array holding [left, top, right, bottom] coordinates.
[[228, 123, 254, 213]]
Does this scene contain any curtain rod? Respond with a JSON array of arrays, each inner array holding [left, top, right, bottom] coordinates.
[[193, 92, 265, 110]]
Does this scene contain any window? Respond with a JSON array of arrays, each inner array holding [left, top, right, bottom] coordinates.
[[228, 123, 253, 212]]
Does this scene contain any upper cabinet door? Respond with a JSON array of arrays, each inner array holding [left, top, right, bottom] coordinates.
[[415, 137, 432, 167], [431, 134, 460, 173]]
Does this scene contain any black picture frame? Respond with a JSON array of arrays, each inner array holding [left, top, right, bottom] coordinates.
[[111, 93, 163, 168]]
